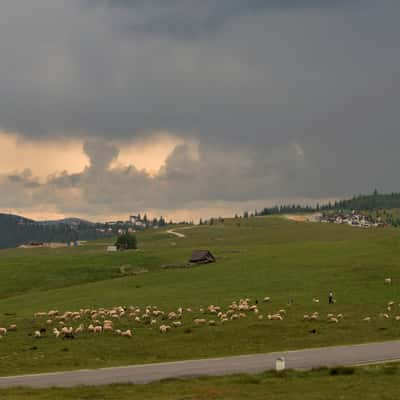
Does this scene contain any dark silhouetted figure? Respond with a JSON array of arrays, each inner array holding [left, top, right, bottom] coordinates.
[[328, 291, 334, 304]]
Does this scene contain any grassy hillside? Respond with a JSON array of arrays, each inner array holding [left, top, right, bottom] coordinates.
[[2, 364, 400, 399], [1, 217, 400, 376]]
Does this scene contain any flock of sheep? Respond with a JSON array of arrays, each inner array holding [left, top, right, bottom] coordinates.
[[1, 298, 269, 340], [0, 279, 395, 340], [0, 280, 398, 341]]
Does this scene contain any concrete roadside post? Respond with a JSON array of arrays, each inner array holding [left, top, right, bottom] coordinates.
[[275, 357, 286, 372]]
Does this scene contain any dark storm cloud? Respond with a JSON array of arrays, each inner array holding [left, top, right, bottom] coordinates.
[[91, 0, 352, 38], [0, 0, 399, 218]]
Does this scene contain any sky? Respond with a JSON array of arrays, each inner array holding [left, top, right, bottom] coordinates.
[[0, 1, 399, 222]]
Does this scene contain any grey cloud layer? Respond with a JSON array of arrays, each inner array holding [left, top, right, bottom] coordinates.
[[0, 138, 309, 216], [0, 1, 399, 216], [92, 0, 348, 38]]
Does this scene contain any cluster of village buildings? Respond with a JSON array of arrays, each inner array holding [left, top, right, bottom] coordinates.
[[96, 214, 166, 235], [320, 212, 386, 228], [19, 241, 85, 249]]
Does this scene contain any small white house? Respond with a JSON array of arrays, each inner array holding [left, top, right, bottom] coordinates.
[[107, 245, 118, 252]]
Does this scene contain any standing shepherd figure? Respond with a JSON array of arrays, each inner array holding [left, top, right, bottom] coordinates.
[[328, 291, 334, 304]]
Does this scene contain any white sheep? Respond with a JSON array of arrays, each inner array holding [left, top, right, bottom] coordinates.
[[159, 324, 171, 333], [75, 325, 84, 334], [268, 314, 283, 321], [94, 326, 103, 333]]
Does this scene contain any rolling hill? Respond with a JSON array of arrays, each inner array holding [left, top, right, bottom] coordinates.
[[0, 213, 108, 249], [0, 216, 400, 377]]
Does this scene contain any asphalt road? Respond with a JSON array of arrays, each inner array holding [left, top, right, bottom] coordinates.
[[1, 340, 400, 388]]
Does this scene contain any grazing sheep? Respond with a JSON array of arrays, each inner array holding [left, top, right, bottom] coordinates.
[[303, 314, 310, 321], [121, 329, 132, 338], [34, 312, 47, 318], [94, 326, 103, 333], [395, 316, 400, 321], [168, 312, 177, 320], [208, 320, 216, 326], [61, 327, 73, 335], [263, 297, 271, 302], [0, 328, 7, 335], [159, 324, 171, 333], [268, 314, 283, 321], [194, 318, 207, 325], [385, 278, 392, 285], [172, 321, 182, 328], [34, 331, 41, 338], [53, 328, 61, 338], [312, 298, 320, 303], [363, 317, 371, 322], [258, 315, 264, 320], [75, 325, 84, 334], [46, 320, 53, 325], [8, 324, 17, 331], [103, 324, 113, 332], [329, 317, 339, 323], [47, 310, 58, 317]]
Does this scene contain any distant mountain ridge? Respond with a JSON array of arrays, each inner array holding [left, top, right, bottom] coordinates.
[[40, 217, 94, 226], [0, 213, 107, 249]]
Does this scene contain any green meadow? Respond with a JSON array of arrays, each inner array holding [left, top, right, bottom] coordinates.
[[1, 217, 400, 376], [2, 364, 400, 400]]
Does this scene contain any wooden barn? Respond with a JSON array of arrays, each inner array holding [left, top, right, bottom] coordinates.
[[189, 250, 216, 264]]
